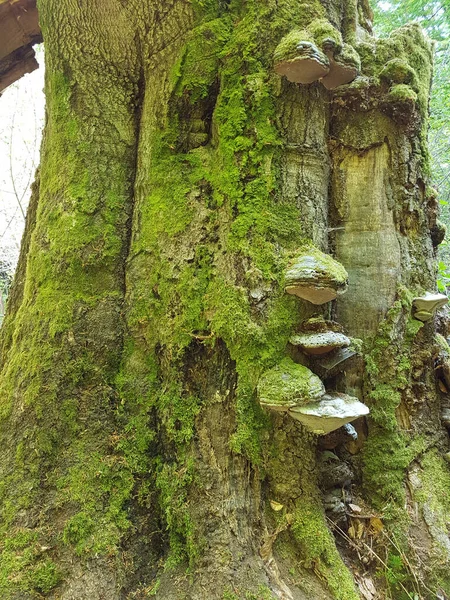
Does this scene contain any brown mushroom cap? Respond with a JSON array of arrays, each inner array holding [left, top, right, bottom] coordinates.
[[275, 53, 330, 84], [321, 57, 358, 89]]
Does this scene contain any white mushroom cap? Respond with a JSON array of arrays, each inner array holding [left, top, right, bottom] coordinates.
[[289, 332, 351, 355], [285, 248, 348, 305], [288, 392, 369, 434], [412, 293, 448, 321]]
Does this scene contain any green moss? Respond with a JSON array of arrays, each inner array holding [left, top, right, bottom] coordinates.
[[386, 84, 417, 104], [356, 23, 432, 145], [257, 357, 324, 409], [415, 449, 450, 531], [0, 56, 140, 588], [115, 0, 340, 577], [308, 18, 343, 50], [273, 18, 344, 65], [362, 293, 426, 516], [285, 245, 348, 286], [0, 529, 62, 595], [435, 333, 450, 354], [412, 450, 450, 592], [291, 501, 359, 600], [337, 43, 361, 69], [379, 58, 415, 84], [156, 458, 198, 569]]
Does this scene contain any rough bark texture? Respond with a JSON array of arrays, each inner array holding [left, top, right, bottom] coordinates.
[[0, 1, 449, 599]]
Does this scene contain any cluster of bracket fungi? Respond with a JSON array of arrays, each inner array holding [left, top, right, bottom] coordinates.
[[273, 19, 361, 90], [258, 246, 450, 437], [258, 247, 369, 435], [260, 21, 449, 435]]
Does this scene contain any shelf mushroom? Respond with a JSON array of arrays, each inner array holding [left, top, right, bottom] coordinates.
[[274, 31, 330, 84], [412, 292, 448, 322], [257, 357, 325, 412], [284, 247, 348, 304], [290, 331, 351, 355], [288, 392, 369, 435], [313, 347, 358, 379], [321, 42, 360, 89]]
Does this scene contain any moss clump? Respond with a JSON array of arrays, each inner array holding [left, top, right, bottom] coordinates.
[[291, 501, 359, 600], [380, 58, 416, 84], [308, 18, 343, 49], [273, 18, 346, 65], [412, 450, 450, 593], [415, 449, 450, 535], [435, 333, 450, 354], [273, 29, 315, 63], [0, 529, 62, 595], [336, 43, 361, 69], [285, 245, 349, 287], [363, 293, 425, 516], [357, 23, 432, 122], [386, 84, 417, 104], [257, 357, 325, 409], [273, 18, 344, 65]]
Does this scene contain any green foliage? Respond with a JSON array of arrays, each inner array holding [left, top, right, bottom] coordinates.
[[384, 552, 413, 600], [437, 258, 450, 291]]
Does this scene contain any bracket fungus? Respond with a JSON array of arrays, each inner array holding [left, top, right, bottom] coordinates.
[[314, 347, 358, 380], [412, 292, 448, 322], [284, 247, 348, 304], [288, 392, 369, 435], [257, 357, 325, 412], [321, 43, 360, 90], [274, 20, 359, 89], [290, 331, 351, 355], [274, 33, 330, 84]]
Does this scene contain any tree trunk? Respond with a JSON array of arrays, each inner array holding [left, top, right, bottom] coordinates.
[[1, 1, 449, 599]]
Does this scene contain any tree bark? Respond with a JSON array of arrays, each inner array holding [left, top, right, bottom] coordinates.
[[0, 1, 449, 599]]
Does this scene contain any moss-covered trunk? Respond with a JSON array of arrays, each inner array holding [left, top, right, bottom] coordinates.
[[1, 0, 449, 598]]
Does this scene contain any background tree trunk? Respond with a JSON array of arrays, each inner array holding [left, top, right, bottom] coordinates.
[[1, 1, 449, 599]]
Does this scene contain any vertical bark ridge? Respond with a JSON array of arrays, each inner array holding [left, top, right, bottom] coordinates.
[[0, 0, 143, 597]]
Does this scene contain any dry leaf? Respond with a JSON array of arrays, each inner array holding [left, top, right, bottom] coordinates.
[[285, 512, 294, 525], [348, 503, 362, 513], [356, 519, 365, 539], [270, 500, 284, 511], [369, 516, 383, 533]]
